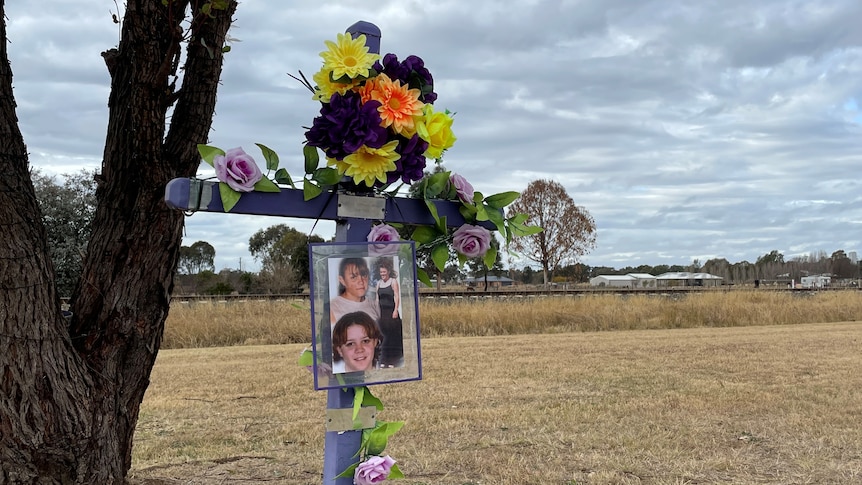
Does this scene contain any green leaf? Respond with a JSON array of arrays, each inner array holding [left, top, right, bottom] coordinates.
[[425, 171, 450, 198], [365, 431, 388, 456], [459, 203, 477, 223], [197, 144, 224, 167], [416, 268, 433, 287], [297, 348, 314, 367], [219, 182, 240, 212], [335, 463, 358, 479], [411, 225, 440, 245], [365, 421, 405, 456], [210, 0, 229, 10], [353, 387, 365, 422], [303, 179, 322, 201], [475, 204, 489, 222], [457, 253, 467, 267], [274, 168, 295, 188], [255, 143, 280, 171], [485, 206, 506, 233], [436, 215, 448, 235], [303, 145, 320, 174], [510, 223, 543, 237], [313, 167, 342, 186], [483, 246, 498, 269], [389, 464, 404, 479], [508, 213, 529, 226], [484, 191, 520, 209], [431, 243, 449, 272], [221, 45, 231, 53], [361, 387, 385, 411], [424, 199, 441, 227], [253, 177, 280, 193]]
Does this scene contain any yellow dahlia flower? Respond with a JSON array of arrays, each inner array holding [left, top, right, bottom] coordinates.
[[416, 105, 457, 159], [328, 140, 401, 187], [320, 33, 379, 81], [311, 67, 358, 102]]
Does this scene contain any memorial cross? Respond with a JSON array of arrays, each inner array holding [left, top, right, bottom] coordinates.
[[165, 177, 479, 483], [164, 20, 487, 479]]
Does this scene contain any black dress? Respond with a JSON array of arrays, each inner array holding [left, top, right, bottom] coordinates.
[[376, 283, 403, 367]]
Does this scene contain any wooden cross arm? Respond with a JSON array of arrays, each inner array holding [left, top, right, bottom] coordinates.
[[164, 177, 494, 229]]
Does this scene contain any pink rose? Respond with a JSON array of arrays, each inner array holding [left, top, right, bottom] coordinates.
[[452, 224, 491, 258], [449, 173, 474, 204], [214, 147, 263, 192], [354, 455, 396, 485], [368, 224, 401, 256]]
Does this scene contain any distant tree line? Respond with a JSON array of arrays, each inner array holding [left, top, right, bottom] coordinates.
[[508, 249, 860, 286], [35, 172, 859, 296]]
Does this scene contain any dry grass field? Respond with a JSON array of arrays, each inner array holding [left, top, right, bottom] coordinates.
[[130, 291, 862, 484], [161, 290, 862, 348]]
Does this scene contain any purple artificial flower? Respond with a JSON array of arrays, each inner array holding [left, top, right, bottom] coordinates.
[[213, 147, 263, 192], [367, 224, 401, 256], [449, 173, 474, 205], [373, 53, 437, 104], [452, 224, 491, 259], [354, 455, 396, 485], [385, 134, 428, 185], [305, 91, 387, 160]]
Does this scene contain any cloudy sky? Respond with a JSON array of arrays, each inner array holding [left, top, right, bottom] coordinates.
[[7, 0, 862, 272]]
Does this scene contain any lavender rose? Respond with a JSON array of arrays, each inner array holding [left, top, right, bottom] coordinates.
[[368, 224, 401, 256], [354, 455, 396, 485], [452, 224, 491, 258], [449, 173, 474, 204], [214, 147, 263, 192]]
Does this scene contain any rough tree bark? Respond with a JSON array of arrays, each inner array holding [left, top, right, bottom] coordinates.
[[1, 0, 237, 482]]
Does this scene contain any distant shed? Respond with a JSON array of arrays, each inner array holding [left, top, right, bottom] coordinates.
[[656, 272, 723, 287], [590, 275, 636, 288]]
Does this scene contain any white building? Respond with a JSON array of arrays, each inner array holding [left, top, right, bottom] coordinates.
[[590, 273, 657, 288], [800, 275, 830, 288], [655, 272, 723, 287], [590, 275, 636, 288]]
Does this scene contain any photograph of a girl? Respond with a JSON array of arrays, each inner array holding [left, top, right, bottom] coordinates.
[[329, 257, 380, 326], [310, 242, 421, 388], [331, 311, 382, 374], [374, 257, 403, 367]]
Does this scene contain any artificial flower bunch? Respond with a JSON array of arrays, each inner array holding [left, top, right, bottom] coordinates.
[[302, 32, 456, 189], [197, 32, 542, 282]]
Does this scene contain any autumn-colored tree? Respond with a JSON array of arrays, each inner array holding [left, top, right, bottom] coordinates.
[[508, 179, 596, 285], [1, 0, 237, 482]]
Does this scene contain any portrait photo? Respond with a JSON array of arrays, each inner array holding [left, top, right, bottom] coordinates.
[[308, 241, 421, 390]]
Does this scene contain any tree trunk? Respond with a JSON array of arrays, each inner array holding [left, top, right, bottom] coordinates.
[[1, 0, 237, 482], [1, 5, 94, 480]]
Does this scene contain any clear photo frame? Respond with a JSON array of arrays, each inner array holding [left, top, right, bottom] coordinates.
[[308, 241, 422, 390]]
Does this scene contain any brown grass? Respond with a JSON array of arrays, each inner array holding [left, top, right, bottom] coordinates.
[[132, 320, 862, 484], [163, 291, 862, 347]]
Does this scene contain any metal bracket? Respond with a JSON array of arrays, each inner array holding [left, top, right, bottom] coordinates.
[[337, 193, 386, 220], [325, 406, 378, 432]]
